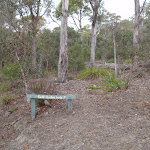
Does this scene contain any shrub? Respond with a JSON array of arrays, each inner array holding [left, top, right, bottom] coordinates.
[[0, 80, 24, 93], [69, 58, 85, 72], [0, 82, 11, 92], [104, 77, 126, 92], [28, 79, 56, 106], [2, 63, 21, 81], [1, 95, 16, 105], [79, 68, 127, 92], [124, 59, 132, 64], [78, 68, 112, 80]]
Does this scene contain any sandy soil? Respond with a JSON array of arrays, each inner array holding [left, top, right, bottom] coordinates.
[[0, 75, 150, 150]]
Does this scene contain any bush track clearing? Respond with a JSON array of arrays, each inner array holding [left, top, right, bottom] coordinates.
[[0, 75, 150, 150]]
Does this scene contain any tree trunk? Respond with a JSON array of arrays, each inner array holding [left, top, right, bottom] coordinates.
[[16, 52, 28, 101], [113, 30, 117, 77], [133, 0, 140, 70], [133, 0, 140, 49], [46, 59, 49, 71], [79, 9, 83, 54], [32, 35, 37, 72], [90, 24, 97, 67], [89, 0, 102, 68], [58, 0, 69, 83], [39, 54, 43, 73]]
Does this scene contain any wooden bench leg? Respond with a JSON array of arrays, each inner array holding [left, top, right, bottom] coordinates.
[[31, 98, 36, 120], [68, 99, 72, 112]]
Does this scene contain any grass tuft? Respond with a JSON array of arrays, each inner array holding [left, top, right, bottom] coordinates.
[[79, 68, 127, 92], [78, 68, 112, 80]]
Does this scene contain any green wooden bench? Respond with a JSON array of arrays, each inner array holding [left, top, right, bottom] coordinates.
[[27, 94, 76, 120]]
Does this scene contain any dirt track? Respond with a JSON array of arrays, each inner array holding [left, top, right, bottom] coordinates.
[[0, 76, 150, 150]]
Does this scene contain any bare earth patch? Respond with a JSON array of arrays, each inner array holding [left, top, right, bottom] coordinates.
[[0, 75, 150, 150]]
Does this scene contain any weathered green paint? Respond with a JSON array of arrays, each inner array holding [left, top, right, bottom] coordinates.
[[68, 99, 72, 112], [31, 98, 36, 120], [27, 94, 75, 100], [27, 94, 76, 120]]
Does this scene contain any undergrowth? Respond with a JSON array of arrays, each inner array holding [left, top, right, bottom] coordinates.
[[78, 68, 127, 92], [28, 79, 56, 106], [1, 95, 16, 105], [78, 68, 112, 80]]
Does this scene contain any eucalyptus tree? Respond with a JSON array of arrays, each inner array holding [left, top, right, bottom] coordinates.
[[2, 0, 53, 72], [86, 0, 103, 67], [141, 2, 150, 53], [133, 0, 147, 69], [58, 0, 69, 83], [133, 0, 140, 49], [20, 0, 53, 71], [56, 0, 90, 54], [68, 0, 90, 51]]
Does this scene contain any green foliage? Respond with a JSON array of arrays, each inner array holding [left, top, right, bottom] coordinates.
[[78, 68, 112, 80], [0, 79, 23, 92], [104, 77, 126, 92], [2, 63, 21, 81], [69, 44, 85, 71], [0, 82, 11, 92], [1, 95, 16, 105], [79, 68, 126, 92], [55, 0, 90, 19], [124, 59, 132, 64], [89, 76, 126, 92]]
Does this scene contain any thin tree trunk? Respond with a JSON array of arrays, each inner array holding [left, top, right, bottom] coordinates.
[[39, 54, 43, 72], [46, 59, 49, 71], [113, 30, 117, 77], [133, 0, 140, 49], [79, 9, 83, 54], [133, 0, 140, 70], [32, 36, 37, 71], [90, 25, 97, 67], [58, 0, 69, 83], [16, 52, 28, 100]]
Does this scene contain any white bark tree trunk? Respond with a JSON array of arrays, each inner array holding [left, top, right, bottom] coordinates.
[[133, 0, 140, 49], [113, 30, 117, 77], [79, 9, 83, 54], [133, 0, 140, 70], [90, 25, 97, 67], [89, 0, 102, 68], [58, 0, 69, 83]]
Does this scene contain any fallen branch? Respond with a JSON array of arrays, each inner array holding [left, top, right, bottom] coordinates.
[[0, 116, 22, 128]]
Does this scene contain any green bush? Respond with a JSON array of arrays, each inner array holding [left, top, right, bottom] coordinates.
[[0, 82, 11, 92], [124, 59, 132, 64], [1, 95, 16, 105], [79, 68, 126, 92], [2, 63, 21, 81], [78, 68, 112, 80], [69, 59, 85, 72], [88, 76, 126, 92], [104, 77, 126, 92]]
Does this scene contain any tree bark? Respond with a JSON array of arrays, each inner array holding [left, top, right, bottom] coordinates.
[[133, 0, 140, 70], [39, 54, 43, 72], [89, 0, 102, 68], [58, 0, 69, 83], [32, 35, 37, 71], [113, 30, 117, 77], [90, 24, 97, 67], [133, 0, 140, 49], [79, 9, 83, 54]]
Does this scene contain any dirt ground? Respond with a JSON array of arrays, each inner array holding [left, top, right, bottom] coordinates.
[[0, 75, 150, 150]]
